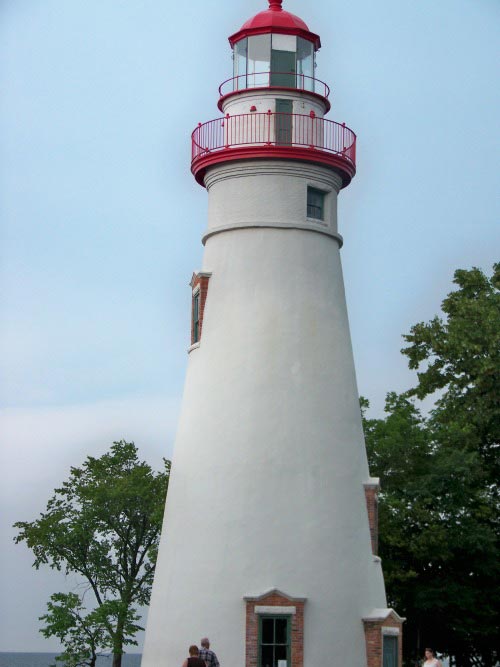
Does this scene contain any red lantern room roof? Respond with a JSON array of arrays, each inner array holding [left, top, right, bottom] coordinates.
[[229, 0, 321, 50]]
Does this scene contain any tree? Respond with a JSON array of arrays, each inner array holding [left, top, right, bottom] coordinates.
[[40, 593, 141, 667], [14, 441, 170, 667], [362, 264, 499, 667], [402, 263, 500, 491]]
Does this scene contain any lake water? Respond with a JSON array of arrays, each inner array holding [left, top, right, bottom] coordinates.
[[0, 655, 141, 667]]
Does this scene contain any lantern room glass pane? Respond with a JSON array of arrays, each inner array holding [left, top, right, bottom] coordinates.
[[297, 38, 314, 91], [248, 34, 271, 87], [234, 38, 247, 90], [272, 34, 296, 52]]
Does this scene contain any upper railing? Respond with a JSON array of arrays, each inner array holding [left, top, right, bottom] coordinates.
[[218, 72, 331, 100], [191, 111, 356, 187]]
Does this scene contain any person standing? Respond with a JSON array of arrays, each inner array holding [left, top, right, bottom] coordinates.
[[199, 637, 220, 667], [182, 645, 206, 667], [423, 648, 443, 667]]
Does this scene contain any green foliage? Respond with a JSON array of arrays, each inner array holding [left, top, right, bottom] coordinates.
[[40, 593, 140, 667], [362, 264, 500, 667], [402, 263, 500, 489], [14, 441, 170, 667]]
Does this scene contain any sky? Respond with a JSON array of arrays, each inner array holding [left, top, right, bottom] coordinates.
[[1, 0, 499, 654]]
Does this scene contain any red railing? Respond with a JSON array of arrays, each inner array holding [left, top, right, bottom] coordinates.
[[218, 72, 330, 100], [192, 111, 356, 168]]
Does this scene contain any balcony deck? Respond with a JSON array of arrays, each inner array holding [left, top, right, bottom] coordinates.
[[191, 111, 356, 187]]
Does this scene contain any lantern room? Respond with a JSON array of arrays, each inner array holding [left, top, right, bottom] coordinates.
[[192, 0, 356, 190], [227, 0, 321, 93]]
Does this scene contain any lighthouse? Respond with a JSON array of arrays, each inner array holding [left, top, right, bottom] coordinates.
[[142, 2, 404, 666]]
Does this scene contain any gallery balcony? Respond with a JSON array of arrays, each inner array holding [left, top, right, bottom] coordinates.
[[191, 111, 356, 187]]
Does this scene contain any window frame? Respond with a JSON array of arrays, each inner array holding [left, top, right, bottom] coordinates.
[[192, 289, 200, 343], [258, 614, 291, 667], [306, 186, 326, 221], [382, 630, 399, 667]]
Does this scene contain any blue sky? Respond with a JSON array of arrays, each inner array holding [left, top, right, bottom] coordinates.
[[1, 0, 499, 653]]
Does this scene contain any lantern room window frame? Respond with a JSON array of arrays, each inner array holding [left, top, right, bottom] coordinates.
[[233, 34, 315, 92]]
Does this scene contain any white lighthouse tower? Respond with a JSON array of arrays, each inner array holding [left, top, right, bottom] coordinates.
[[143, 2, 404, 666]]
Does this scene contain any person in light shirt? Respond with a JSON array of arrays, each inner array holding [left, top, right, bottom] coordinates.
[[423, 647, 443, 667]]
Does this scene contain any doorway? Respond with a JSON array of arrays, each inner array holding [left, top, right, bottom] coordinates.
[[275, 99, 293, 145]]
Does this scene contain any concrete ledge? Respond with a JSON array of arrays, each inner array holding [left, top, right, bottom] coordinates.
[[255, 605, 296, 615]]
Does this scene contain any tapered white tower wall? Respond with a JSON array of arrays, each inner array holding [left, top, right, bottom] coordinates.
[[143, 3, 403, 666]]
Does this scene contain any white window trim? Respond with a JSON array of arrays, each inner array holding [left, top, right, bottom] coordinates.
[[254, 605, 296, 615], [381, 627, 400, 636]]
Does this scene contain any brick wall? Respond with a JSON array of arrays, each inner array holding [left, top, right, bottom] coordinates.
[[364, 483, 379, 555], [245, 591, 305, 667]]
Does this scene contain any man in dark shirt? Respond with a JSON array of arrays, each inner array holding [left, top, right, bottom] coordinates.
[[199, 637, 220, 667]]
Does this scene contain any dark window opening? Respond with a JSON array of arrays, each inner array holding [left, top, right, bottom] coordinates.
[[193, 292, 200, 343], [259, 616, 290, 667], [275, 99, 293, 145], [307, 186, 325, 220]]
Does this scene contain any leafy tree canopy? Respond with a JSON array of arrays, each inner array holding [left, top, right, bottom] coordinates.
[[15, 441, 170, 667], [363, 264, 499, 667]]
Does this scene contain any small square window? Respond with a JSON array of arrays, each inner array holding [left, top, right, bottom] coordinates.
[[307, 187, 325, 220]]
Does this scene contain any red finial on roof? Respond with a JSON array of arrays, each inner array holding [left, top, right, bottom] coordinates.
[[269, 0, 283, 10]]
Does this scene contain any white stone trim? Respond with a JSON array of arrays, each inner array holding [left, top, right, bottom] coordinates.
[[381, 627, 400, 636], [192, 285, 201, 296], [204, 160, 342, 191], [255, 606, 296, 615], [364, 477, 380, 489], [243, 588, 306, 603], [187, 342, 200, 354], [203, 222, 343, 247], [189, 271, 212, 288], [363, 608, 406, 623]]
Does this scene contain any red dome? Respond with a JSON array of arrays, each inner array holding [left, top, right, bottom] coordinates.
[[229, 0, 321, 50]]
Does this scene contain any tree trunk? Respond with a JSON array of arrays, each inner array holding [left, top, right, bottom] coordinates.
[[112, 616, 124, 667]]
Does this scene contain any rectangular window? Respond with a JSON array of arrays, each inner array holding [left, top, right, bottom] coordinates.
[[193, 292, 200, 343], [307, 187, 325, 220], [259, 616, 290, 667], [383, 635, 398, 667]]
